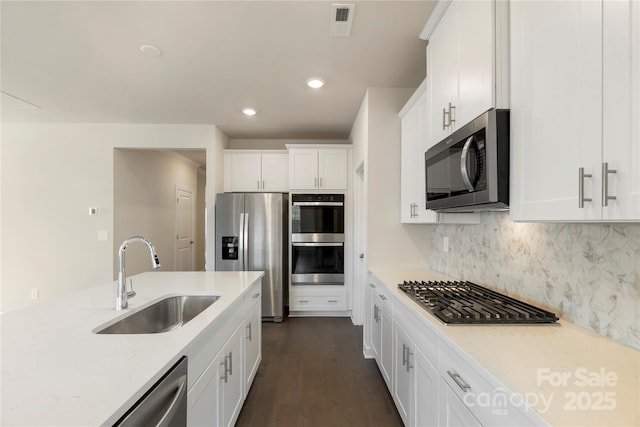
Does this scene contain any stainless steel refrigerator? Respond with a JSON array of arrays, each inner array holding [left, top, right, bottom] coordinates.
[[215, 193, 288, 322]]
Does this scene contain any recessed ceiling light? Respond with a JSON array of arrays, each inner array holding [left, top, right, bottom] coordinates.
[[307, 78, 325, 89], [242, 108, 257, 116], [140, 44, 162, 57]]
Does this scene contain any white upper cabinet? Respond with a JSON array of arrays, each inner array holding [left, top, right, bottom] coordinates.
[[287, 145, 349, 190], [425, 0, 507, 146], [224, 150, 288, 192], [399, 79, 480, 225], [400, 81, 438, 223], [510, 0, 640, 221]]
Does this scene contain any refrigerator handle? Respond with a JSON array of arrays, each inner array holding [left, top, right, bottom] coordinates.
[[243, 212, 249, 270], [239, 213, 245, 270]]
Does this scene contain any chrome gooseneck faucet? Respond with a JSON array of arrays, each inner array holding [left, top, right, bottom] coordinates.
[[117, 236, 161, 310]]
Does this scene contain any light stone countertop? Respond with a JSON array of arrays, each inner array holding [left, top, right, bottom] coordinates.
[[370, 267, 640, 427], [0, 271, 264, 427]]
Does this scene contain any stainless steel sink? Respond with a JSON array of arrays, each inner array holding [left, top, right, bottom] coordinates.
[[95, 295, 219, 334]]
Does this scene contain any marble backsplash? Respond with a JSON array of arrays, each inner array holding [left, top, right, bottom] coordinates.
[[428, 212, 640, 350]]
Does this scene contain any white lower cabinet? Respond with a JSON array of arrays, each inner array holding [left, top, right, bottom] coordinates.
[[289, 285, 348, 314], [368, 282, 393, 389], [393, 319, 439, 427], [187, 282, 262, 427], [367, 272, 544, 427], [188, 325, 243, 427], [440, 377, 482, 427], [244, 291, 261, 397]]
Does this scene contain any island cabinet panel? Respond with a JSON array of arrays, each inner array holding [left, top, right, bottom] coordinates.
[[510, 0, 640, 221], [244, 290, 262, 396], [187, 281, 262, 426]]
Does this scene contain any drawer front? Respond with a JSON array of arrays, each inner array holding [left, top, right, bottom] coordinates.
[[290, 295, 346, 311], [439, 340, 539, 426], [367, 277, 392, 308]]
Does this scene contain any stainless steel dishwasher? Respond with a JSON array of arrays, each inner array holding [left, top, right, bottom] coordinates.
[[114, 356, 188, 427]]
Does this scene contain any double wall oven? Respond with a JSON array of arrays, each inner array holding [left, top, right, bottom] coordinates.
[[291, 194, 344, 286]]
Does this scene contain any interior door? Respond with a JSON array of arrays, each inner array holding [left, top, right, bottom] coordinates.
[[175, 186, 194, 271]]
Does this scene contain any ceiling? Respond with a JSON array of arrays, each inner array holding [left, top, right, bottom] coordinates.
[[1, 1, 435, 139]]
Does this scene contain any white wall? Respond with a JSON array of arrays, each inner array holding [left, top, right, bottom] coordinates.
[[1, 123, 226, 312], [113, 149, 199, 278], [353, 87, 432, 269]]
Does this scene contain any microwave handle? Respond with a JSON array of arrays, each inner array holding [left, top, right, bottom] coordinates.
[[460, 136, 476, 192]]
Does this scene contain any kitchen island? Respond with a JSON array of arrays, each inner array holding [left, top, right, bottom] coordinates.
[[368, 268, 640, 427], [1, 271, 264, 426]]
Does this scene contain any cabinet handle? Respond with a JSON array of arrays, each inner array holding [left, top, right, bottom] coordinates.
[[253, 292, 261, 299], [246, 322, 252, 341], [299, 300, 309, 303], [442, 108, 449, 130], [402, 344, 408, 366], [406, 348, 413, 372], [379, 294, 387, 301], [227, 352, 233, 376], [448, 102, 456, 124], [220, 360, 228, 383], [602, 162, 617, 206], [328, 299, 338, 303], [262, 180, 265, 190], [369, 283, 376, 288], [257, 180, 260, 190], [373, 305, 379, 322], [578, 167, 593, 208], [447, 370, 471, 392]]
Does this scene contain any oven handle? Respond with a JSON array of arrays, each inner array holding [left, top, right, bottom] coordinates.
[[292, 201, 344, 207], [460, 135, 476, 192], [292, 242, 343, 247]]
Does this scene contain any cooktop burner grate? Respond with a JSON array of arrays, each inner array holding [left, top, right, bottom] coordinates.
[[398, 280, 559, 324]]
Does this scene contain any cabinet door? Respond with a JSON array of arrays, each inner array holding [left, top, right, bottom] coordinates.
[[289, 149, 319, 190], [602, 0, 640, 220], [318, 149, 348, 190], [261, 153, 289, 192], [401, 90, 438, 224], [218, 325, 244, 427], [379, 302, 393, 390], [456, 0, 494, 127], [187, 353, 221, 427], [415, 350, 439, 427], [428, 4, 459, 145], [393, 321, 413, 426], [510, 0, 603, 221], [229, 153, 262, 192], [244, 297, 261, 396], [370, 293, 381, 362], [440, 377, 482, 427]]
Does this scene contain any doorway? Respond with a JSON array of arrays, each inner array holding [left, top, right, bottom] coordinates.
[[113, 149, 206, 278]]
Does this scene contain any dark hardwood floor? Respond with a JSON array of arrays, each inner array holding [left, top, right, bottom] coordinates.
[[236, 317, 403, 427]]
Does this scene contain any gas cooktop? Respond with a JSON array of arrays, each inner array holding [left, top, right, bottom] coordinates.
[[398, 280, 559, 325]]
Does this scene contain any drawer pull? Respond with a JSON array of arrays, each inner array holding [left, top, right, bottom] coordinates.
[[379, 294, 387, 301], [369, 283, 376, 288], [447, 370, 471, 392], [253, 293, 261, 299], [299, 300, 309, 303], [328, 299, 338, 303]]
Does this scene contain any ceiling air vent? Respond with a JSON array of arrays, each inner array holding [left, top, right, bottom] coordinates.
[[330, 4, 355, 37]]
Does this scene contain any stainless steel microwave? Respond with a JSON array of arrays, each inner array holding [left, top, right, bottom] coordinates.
[[425, 109, 509, 212]]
